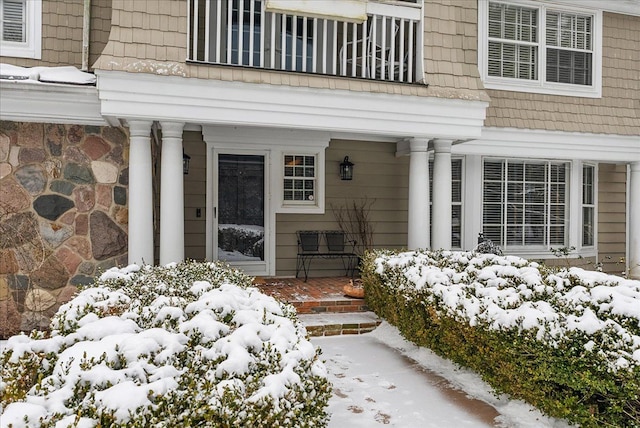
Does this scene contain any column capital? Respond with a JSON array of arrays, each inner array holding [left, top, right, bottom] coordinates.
[[432, 139, 454, 153], [160, 121, 185, 139], [127, 120, 153, 137], [409, 138, 430, 152]]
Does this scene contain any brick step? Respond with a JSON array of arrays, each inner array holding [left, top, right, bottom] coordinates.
[[299, 312, 382, 337], [290, 297, 369, 314]]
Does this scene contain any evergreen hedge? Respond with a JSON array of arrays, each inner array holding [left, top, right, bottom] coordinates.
[[1, 261, 331, 427], [361, 250, 640, 428]]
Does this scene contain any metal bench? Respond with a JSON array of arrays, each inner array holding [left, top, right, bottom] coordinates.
[[296, 230, 358, 281]]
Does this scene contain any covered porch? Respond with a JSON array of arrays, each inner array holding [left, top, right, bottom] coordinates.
[[95, 68, 490, 277]]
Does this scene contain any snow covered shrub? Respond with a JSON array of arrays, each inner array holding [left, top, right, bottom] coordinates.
[[361, 250, 640, 428], [1, 261, 331, 427]]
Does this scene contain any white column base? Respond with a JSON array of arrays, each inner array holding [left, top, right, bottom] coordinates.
[[127, 120, 154, 265], [407, 138, 430, 250], [159, 121, 186, 265]]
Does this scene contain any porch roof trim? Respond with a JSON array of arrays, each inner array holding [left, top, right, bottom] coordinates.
[[96, 70, 488, 141], [0, 80, 106, 126]]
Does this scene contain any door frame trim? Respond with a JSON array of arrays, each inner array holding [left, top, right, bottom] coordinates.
[[207, 146, 274, 276]]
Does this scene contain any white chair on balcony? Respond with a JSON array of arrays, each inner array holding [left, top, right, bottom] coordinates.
[[339, 19, 406, 81]]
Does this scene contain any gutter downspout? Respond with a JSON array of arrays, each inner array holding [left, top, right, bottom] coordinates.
[[82, 0, 91, 71]]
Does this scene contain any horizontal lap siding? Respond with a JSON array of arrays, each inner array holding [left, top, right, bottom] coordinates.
[[598, 163, 627, 275], [183, 131, 207, 261], [276, 140, 408, 277]]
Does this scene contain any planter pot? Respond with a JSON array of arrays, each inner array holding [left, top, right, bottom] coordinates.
[[343, 279, 364, 299]]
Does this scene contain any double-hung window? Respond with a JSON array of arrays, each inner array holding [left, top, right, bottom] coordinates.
[[482, 159, 568, 249], [283, 154, 316, 204], [479, 0, 601, 97], [0, 0, 41, 59]]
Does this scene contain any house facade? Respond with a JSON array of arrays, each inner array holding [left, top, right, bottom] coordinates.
[[1, 0, 638, 336]]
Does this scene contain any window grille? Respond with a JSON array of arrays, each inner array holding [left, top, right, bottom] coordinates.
[[284, 154, 316, 203]]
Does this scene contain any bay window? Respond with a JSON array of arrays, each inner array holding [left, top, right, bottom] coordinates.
[[429, 158, 463, 248], [582, 164, 595, 247], [482, 159, 568, 248]]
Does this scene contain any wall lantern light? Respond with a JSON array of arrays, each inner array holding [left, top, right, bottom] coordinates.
[[183, 151, 191, 175], [340, 156, 354, 181]]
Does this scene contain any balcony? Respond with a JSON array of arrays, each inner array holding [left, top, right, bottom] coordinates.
[[187, 0, 423, 83]]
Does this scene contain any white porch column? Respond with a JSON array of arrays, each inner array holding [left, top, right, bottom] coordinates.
[[629, 162, 640, 279], [431, 139, 453, 250], [407, 138, 430, 250], [127, 120, 154, 265], [159, 121, 186, 265]]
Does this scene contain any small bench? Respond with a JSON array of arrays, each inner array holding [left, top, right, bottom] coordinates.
[[296, 230, 358, 281]]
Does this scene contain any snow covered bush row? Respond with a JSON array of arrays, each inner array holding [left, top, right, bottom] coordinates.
[[362, 250, 640, 428], [374, 250, 640, 371], [1, 261, 331, 427]]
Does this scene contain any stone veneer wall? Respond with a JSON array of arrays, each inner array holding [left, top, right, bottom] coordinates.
[[0, 122, 129, 338]]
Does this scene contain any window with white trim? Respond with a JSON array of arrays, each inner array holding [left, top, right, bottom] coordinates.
[[482, 159, 568, 248], [479, 0, 601, 97], [582, 164, 595, 247], [429, 158, 463, 248], [283, 154, 316, 204], [0, 0, 41, 59]]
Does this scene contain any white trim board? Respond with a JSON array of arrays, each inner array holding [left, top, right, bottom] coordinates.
[[453, 127, 640, 163], [0, 81, 105, 125], [96, 70, 488, 140]]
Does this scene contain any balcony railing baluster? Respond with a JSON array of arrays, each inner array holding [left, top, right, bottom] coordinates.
[[188, 0, 421, 83]]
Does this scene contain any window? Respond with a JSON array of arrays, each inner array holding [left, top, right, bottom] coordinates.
[[0, 0, 41, 59], [283, 154, 316, 203], [482, 159, 568, 248], [479, 0, 601, 97], [429, 158, 463, 248], [582, 164, 595, 247]]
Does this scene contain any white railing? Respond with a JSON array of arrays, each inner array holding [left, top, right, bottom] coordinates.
[[187, 0, 423, 83]]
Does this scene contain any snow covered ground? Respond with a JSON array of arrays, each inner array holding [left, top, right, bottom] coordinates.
[[313, 322, 572, 428], [2, 323, 570, 427]]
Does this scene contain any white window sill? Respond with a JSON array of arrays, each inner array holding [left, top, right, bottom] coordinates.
[[483, 79, 601, 99], [0, 43, 41, 59], [502, 248, 597, 261]]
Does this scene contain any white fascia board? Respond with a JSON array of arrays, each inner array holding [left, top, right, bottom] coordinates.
[[453, 127, 640, 163], [202, 126, 330, 149], [96, 70, 488, 140], [0, 80, 105, 125]]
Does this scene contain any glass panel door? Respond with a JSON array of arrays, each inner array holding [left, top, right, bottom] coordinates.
[[217, 154, 265, 263]]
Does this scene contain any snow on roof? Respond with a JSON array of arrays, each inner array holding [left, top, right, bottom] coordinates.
[[0, 63, 96, 85]]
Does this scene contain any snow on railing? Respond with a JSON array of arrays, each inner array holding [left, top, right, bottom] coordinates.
[[187, 0, 423, 83]]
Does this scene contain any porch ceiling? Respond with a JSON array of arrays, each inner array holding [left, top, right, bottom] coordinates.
[[96, 70, 488, 141]]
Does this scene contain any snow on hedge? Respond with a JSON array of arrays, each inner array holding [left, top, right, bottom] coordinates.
[[374, 251, 640, 372], [1, 262, 330, 427]]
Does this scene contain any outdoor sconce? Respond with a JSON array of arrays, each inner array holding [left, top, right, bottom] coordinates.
[[340, 156, 354, 180], [183, 150, 191, 175]]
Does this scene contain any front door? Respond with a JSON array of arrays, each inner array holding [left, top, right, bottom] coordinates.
[[214, 152, 269, 275]]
